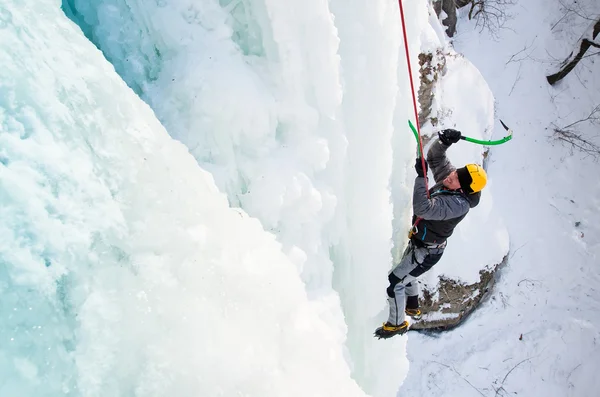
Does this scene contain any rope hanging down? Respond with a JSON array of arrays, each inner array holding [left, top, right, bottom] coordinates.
[[397, 0, 429, 197]]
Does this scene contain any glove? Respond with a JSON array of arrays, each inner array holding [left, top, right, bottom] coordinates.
[[415, 157, 428, 177], [438, 129, 462, 146]]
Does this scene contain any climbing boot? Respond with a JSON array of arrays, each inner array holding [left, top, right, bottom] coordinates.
[[374, 321, 409, 339], [405, 308, 422, 320]]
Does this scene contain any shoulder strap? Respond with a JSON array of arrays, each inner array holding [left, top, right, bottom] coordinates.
[[430, 188, 464, 198]]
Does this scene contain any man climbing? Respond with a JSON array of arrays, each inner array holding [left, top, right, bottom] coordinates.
[[375, 128, 488, 339]]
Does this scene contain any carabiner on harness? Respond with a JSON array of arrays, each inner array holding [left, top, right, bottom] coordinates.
[[408, 223, 418, 239], [408, 217, 423, 239]]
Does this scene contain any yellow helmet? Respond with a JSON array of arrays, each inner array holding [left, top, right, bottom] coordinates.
[[457, 163, 487, 193]]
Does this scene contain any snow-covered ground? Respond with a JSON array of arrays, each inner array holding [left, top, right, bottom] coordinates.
[[401, 1, 600, 396], [1, 0, 598, 396]]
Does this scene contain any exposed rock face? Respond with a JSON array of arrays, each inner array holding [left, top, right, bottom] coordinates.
[[417, 50, 446, 127], [432, 0, 459, 37], [409, 255, 508, 332]]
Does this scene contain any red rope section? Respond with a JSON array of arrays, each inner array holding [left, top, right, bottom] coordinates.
[[397, 0, 429, 199], [398, 0, 429, 237]]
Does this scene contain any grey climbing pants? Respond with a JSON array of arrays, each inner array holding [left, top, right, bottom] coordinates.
[[386, 239, 446, 325]]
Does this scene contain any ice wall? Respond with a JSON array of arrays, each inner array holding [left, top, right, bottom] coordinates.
[[0, 1, 368, 396], [61, 0, 421, 394]]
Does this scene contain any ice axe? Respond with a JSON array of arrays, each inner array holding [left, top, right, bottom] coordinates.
[[409, 120, 513, 146], [460, 120, 513, 145]]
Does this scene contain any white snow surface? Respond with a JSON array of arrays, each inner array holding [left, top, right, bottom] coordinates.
[[400, 1, 600, 396], [2, 0, 598, 396]]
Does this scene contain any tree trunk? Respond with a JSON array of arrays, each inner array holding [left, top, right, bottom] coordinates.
[[432, 0, 459, 37], [547, 18, 600, 85]]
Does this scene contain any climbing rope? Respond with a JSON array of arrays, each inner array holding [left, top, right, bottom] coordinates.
[[397, 0, 429, 199], [397, 0, 428, 239]]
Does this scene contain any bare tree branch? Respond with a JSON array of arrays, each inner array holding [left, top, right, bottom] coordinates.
[[547, 18, 600, 85], [463, 0, 516, 36], [561, 104, 600, 130], [551, 105, 600, 159], [506, 41, 536, 65], [429, 361, 487, 397], [551, 8, 574, 31], [508, 64, 522, 96], [554, 130, 600, 159]]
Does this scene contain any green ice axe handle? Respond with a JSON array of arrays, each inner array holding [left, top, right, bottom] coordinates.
[[408, 120, 424, 157], [460, 134, 512, 145], [460, 119, 513, 145], [409, 119, 513, 147]]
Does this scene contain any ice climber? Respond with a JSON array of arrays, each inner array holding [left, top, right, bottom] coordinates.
[[375, 128, 488, 339]]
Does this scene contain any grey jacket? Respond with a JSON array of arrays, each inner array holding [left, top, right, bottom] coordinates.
[[411, 139, 480, 244]]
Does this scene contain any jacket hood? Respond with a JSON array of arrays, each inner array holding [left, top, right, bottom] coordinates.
[[465, 190, 481, 208], [431, 181, 480, 208]]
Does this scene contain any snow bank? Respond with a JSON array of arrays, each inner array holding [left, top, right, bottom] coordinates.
[[401, 0, 600, 395]]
